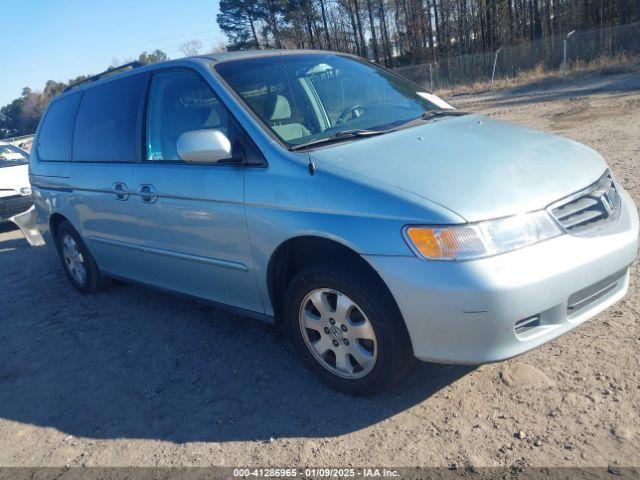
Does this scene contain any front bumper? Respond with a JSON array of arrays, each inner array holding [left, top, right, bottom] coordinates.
[[365, 189, 639, 364]]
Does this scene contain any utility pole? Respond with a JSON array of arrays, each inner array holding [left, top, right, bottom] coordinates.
[[563, 30, 575, 80], [491, 46, 503, 90], [429, 64, 434, 92], [600, 0, 604, 51]]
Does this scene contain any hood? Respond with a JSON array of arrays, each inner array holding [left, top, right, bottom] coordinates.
[[1, 152, 27, 161], [310, 115, 607, 222], [0, 164, 30, 197]]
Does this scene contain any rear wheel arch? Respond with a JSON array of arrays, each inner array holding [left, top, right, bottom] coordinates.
[[49, 214, 94, 261], [49, 213, 70, 245], [53, 219, 108, 293]]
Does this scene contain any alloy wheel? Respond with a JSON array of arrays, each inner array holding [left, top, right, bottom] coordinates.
[[299, 288, 378, 379], [62, 234, 87, 285]]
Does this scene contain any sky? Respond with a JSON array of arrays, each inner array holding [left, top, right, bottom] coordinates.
[[1, 0, 224, 106]]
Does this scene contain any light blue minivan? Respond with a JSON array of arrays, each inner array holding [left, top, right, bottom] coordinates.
[[30, 51, 638, 394]]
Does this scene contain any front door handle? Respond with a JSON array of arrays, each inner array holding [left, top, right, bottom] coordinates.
[[111, 182, 129, 201], [137, 184, 158, 203]]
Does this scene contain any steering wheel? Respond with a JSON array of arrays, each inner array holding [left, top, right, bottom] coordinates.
[[336, 105, 367, 125]]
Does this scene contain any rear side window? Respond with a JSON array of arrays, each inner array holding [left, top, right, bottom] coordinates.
[[73, 74, 147, 162], [37, 93, 82, 161]]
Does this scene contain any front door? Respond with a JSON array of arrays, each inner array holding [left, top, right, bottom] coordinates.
[[132, 68, 263, 313]]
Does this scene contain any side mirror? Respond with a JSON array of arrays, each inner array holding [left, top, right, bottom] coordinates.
[[176, 129, 231, 163]]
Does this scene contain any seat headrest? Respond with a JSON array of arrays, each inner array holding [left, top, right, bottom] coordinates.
[[203, 105, 221, 128], [264, 94, 292, 122]]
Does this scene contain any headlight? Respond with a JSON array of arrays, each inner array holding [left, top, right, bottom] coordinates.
[[404, 210, 563, 260], [19, 187, 32, 196]]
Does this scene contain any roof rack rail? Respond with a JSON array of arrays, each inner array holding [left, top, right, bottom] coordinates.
[[64, 61, 143, 92]]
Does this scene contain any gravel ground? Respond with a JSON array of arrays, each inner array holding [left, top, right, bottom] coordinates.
[[0, 71, 639, 469]]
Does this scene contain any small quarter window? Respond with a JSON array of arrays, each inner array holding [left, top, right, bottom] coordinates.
[[37, 93, 82, 161]]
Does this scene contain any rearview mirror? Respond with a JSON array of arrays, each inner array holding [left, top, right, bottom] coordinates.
[[177, 129, 231, 163]]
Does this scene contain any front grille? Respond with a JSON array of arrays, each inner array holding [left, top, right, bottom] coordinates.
[[0, 195, 33, 220], [549, 171, 620, 235]]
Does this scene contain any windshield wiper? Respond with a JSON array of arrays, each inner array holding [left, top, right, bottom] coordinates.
[[391, 108, 469, 131], [420, 109, 469, 120], [333, 128, 388, 137], [289, 129, 387, 151]]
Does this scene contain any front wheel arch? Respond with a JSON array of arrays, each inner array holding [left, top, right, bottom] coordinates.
[[284, 263, 415, 394], [266, 236, 408, 333]]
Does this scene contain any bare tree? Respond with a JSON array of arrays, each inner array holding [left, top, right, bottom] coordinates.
[[179, 39, 204, 57], [214, 0, 639, 67], [210, 37, 228, 53]]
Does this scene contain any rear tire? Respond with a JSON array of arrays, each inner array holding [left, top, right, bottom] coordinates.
[[284, 264, 414, 395], [55, 221, 108, 294]]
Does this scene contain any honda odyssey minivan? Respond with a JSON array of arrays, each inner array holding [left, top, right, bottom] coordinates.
[[30, 50, 638, 394]]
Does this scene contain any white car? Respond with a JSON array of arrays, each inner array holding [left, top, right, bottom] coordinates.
[[0, 142, 33, 223]]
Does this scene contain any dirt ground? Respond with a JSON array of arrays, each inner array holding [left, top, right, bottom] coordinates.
[[1, 70, 639, 469]]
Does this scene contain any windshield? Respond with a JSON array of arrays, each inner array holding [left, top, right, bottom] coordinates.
[[0, 144, 29, 167], [214, 54, 453, 147]]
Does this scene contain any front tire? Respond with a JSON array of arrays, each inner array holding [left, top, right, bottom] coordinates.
[[284, 265, 414, 395], [55, 221, 107, 294]]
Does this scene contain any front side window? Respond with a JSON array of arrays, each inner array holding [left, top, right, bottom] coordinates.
[[215, 54, 448, 147], [146, 70, 235, 162]]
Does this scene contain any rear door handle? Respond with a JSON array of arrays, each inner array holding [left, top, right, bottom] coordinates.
[[111, 182, 129, 201], [137, 184, 158, 203]]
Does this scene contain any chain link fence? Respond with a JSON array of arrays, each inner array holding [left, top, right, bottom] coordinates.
[[394, 22, 640, 91]]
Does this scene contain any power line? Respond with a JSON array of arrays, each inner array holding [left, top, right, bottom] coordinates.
[[147, 28, 221, 44]]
